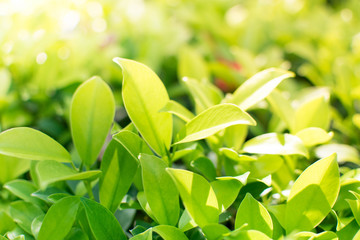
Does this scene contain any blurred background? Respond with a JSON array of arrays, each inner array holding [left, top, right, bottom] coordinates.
[[0, 0, 359, 147]]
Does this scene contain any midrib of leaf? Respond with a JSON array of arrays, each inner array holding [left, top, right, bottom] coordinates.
[[123, 72, 166, 156]]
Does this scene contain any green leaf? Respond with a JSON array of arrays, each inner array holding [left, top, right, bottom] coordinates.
[[190, 157, 217, 181], [294, 96, 330, 133], [211, 176, 246, 212], [182, 77, 223, 114], [100, 130, 152, 213], [0, 127, 70, 162], [178, 210, 197, 232], [295, 127, 333, 147], [38, 197, 80, 240], [80, 197, 127, 240], [202, 223, 230, 240], [140, 154, 180, 226], [248, 155, 284, 179], [4, 180, 45, 208], [137, 191, 157, 221], [228, 68, 294, 111], [113, 57, 172, 156], [9, 201, 44, 234], [178, 46, 209, 82], [285, 153, 340, 233], [70, 76, 115, 167], [220, 148, 257, 162], [153, 225, 189, 240], [160, 100, 195, 122], [166, 168, 219, 227], [242, 133, 309, 158], [175, 103, 256, 145], [0, 211, 16, 235], [64, 227, 89, 240], [223, 125, 248, 151], [235, 193, 273, 238], [130, 228, 152, 240], [31, 215, 43, 239], [315, 144, 360, 164], [36, 160, 101, 189], [0, 155, 30, 184]]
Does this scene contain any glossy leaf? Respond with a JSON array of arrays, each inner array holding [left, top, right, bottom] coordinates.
[[137, 191, 157, 221], [0, 127, 70, 162], [100, 130, 152, 213], [242, 133, 309, 158], [9, 201, 44, 234], [140, 154, 180, 225], [160, 100, 195, 122], [347, 191, 360, 226], [113, 57, 172, 156], [223, 125, 248, 151], [0, 155, 30, 184], [80, 197, 127, 240], [153, 225, 189, 240], [166, 168, 219, 227], [229, 68, 294, 111], [175, 103, 256, 145], [36, 160, 101, 189], [295, 127, 333, 147], [285, 153, 340, 233], [38, 197, 80, 240], [70, 76, 115, 167], [235, 193, 273, 237]]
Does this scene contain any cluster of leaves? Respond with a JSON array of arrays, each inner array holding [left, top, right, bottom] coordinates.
[[1, 57, 359, 240]]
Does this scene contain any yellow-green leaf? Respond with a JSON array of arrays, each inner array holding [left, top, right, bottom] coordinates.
[[285, 153, 340, 233], [166, 168, 219, 227], [113, 58, 172, 156], [0, 127, 70, 162], [70, 76, 115, 167], [175, 103, 256, 145]]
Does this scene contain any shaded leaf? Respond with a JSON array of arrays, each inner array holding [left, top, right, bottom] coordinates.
[[160, 100, 195, 122], [0, 155, 30, 184], [140, 154, 179, 225], [9, 201, 44, 234], [38, 197, 80, 240], [153, 225, 189, 240], [36, 160, 101, 189]]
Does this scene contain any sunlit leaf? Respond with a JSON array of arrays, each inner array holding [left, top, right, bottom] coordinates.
[[178, 46, 209, 82], [175, 103, 256, 144], [70, 76, 115, 168], [285, 153, 340, 233], [113, 58, 172, 156], [0, 155, 30, 184], [166, 168, 219, 227], [315, 144, 360, 164], [0, 127, 70, 162], [228, 68, 294, 111], [9, 201, 44, 234], [295, 127, 333, 147], [242, 133, 308, 158]]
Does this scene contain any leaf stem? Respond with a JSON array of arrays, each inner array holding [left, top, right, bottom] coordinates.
[[84, 180, 95, 200]]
